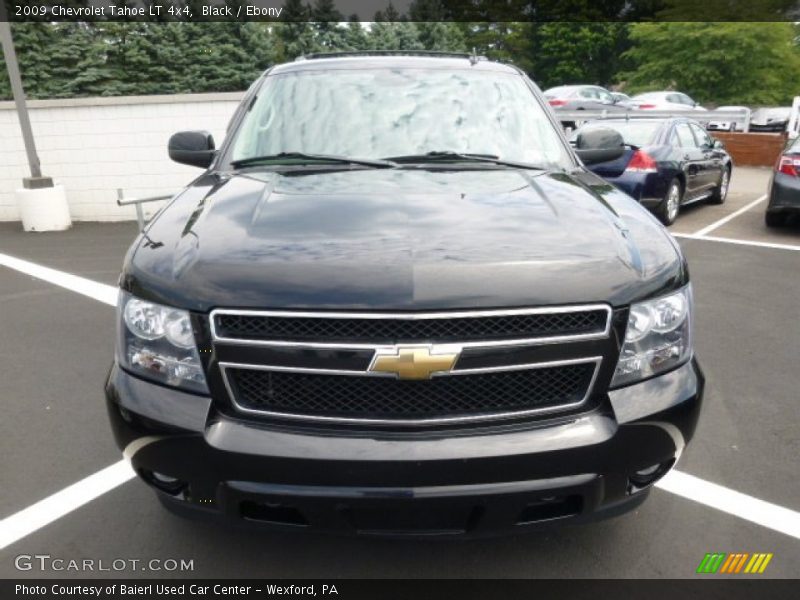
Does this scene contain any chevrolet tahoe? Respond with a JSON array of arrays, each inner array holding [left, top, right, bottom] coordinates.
[[105, 52, 704, 537]]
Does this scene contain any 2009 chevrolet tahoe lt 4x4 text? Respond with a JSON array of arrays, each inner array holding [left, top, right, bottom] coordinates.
[[106, 52, 704, 537]]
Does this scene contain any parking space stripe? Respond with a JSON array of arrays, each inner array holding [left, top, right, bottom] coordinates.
[[673, 232, 800, 252], [0, 252, 118, 306], [691, 194, 768, 236], [0, 460, 135, 551], [655, 470, 800, 540]]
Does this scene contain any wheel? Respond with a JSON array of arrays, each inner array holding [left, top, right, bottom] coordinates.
[[765, 211, 787, 227], [655, 179, 682, 226], [709, 166, 730, 204]]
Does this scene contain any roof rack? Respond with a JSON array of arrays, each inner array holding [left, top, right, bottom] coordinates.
[[296, 50, 488, 64]]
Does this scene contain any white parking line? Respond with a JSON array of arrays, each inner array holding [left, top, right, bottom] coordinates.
[[673, 233, 800, 252], [0, 461, 135, 550], [0, 252, 118, 306], [656, 470, 800, 540], [1, 253, 799, 547], [691, 194, 768, 236]]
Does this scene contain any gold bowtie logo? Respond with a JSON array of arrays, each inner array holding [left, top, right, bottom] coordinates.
[[369, 346, 460, 380]]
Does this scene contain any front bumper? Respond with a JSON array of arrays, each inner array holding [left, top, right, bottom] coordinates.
[[106, 359, 704, 537]]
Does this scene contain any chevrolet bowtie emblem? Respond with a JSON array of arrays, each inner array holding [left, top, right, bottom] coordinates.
[[369, 346, 460, 380]]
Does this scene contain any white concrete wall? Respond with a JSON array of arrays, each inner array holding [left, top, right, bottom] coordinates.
[[0, 92, 245, 222]]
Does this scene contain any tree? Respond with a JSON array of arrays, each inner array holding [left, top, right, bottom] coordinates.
[[4, 22, 60, 98], [374, 1, 402, 22], [414, 22, 466, 52], [368, 22, 424, 51], [657, 0, 796, 21], [459, 22, 529, 66], [527, 23, 631, 89], [309, 0, 346, 51], [460, 23, 632, 89], [342, 17, 369, 51], [274, 0, 317, 60], [623, 22, 800, 105]]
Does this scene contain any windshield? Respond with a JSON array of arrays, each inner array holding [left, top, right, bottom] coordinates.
[[229, 68, 571, 168], [573, 121, 661, 148]]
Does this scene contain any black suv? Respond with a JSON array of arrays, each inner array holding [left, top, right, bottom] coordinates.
[[106, 53, 703, 537]]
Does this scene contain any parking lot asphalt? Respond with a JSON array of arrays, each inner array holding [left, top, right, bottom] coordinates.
[[0, 169, 798, 578]]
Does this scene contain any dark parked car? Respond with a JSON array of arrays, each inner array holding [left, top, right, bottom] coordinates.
[[106, 53, 703, 537], [766, 135, 800, 227], [571, 118, 732, 225]]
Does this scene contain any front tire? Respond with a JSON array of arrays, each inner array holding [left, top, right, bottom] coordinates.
[[656, 179, 682, 226], [709, 166, 730, 204]]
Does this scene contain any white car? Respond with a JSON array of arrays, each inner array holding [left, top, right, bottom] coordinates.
[[707, 106, 750, 132], [630, 91, 707, 111]]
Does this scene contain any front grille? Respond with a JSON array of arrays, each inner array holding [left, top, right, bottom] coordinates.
[[214, 308, 608, 344], [225, 362, 596, 423]]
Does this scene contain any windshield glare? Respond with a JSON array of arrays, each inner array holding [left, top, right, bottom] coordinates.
[[230, 68, 571, 168]]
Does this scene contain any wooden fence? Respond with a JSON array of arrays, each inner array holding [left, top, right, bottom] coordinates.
[[710, 132, 787, 167]]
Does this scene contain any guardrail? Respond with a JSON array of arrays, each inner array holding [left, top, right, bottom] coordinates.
[[555, 109, 752, 132], [116, 188, 172, 232]]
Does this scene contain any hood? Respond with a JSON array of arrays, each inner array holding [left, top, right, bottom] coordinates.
[[123, 168, 685, 311]]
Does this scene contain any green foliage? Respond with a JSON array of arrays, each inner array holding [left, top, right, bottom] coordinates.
[[656, 0, 797, 21], [457, 22, 629, 89], [1, 13, 798, 109], [623, 22, 800, 105], [526, 23, 632, 89]]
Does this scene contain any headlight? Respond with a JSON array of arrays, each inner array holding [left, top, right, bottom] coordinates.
[[611, 285, 693, 388], [117, 292, 208, 393]]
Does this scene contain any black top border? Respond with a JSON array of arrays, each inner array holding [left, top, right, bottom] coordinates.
[[1, 0, 799, 22]]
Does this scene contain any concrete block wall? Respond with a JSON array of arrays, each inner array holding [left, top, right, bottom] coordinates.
[[0, 92, 244, 222]]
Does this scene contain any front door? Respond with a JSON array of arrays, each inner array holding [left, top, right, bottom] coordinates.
[[674, 123, 704, 198]]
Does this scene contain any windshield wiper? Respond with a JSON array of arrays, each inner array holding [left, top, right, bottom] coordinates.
[[383, 151, 547, 170], [231, 152, 397, 169]]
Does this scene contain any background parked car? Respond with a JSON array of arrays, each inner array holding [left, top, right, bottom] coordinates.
[[750, 107, 791, 132], [543, 85, 629, 128], [543, 85, 625, 110], [610, 91, 637, 108], [707, 106, 751, 132], [766, 135, 800, 227], [570, 118, 732, 225], [630, 91, 707, 111]]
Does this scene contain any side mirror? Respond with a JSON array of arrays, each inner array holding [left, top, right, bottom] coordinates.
[[168, 131, 215, 168], [573, 127, 626, 165], [713, 139, 724, 150]]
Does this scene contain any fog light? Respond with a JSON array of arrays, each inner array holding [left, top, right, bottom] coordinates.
[[628, 459, 674, 492], [635, 464, 660, 477], [142, 470, 187, 497], [153, 472, 179, 484]]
